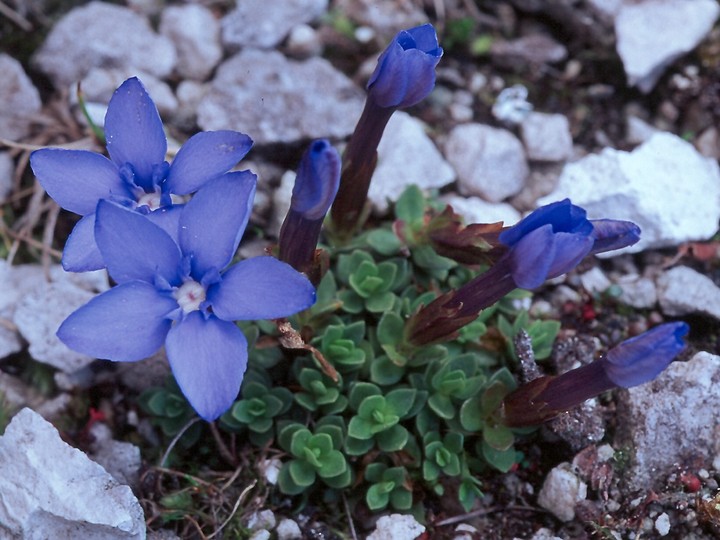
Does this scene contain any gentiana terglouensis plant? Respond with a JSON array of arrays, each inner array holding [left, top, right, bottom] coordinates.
[[500, 322, 689, 427], [29, 22, 692, 522]]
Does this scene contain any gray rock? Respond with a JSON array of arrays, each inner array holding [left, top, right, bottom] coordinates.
[[222, 0, 328, 51], [625, 115, 660, 145], [539, 132, 720, 253], [490, 34, 568, 66], [0, 54, 42, 141], [6, 265, 108, 371], [0, 408, 145, 539], [271, 169, 296, 237], [440, 194, 521, 226], [615, 0, 720, 93], [445, 123, 528, 202], [537, 463, 588, 522], [615, 274, 657, 309], [160, 4, 222, 81], [366, 513, 425, 540], [198, 50, 364, 144], [657, 266, 720, 319], [616, 352, 720, 490], [334, 0, 428, 37], [276, 518, 302, 540], [286, 24, 323, 59], [0, 152, 12, 204], [89, 423, 142, 488], [33, 1, 176, 88], [521, 112, 573, 162], [370, 112, 455, 212], [579, 267, 611, 294]]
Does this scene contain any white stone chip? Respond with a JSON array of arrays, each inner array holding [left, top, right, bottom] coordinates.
[[276, 518, 302, 540], [537, 463, 587, 521], [0, 408, 145, 539], [656, 266, 720, 320], [366, 514, 426, 540]]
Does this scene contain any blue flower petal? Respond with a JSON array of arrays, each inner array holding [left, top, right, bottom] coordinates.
[[104, 77, 167, 184], [165, 311, 248, 421], [57, 281, 176, 362], [367, 24, 442, 109], [30, 149, 129, 215], [545, 231, 594, 279], [507, 225, 557, 289], [166, 131, 253, 195], [62, 213, 105, 272], [603, 322, 689, 388], [179, 171, 256, 277], [289, 139, 341, 220], [500, 199, 591, 247], [95, 200, 182, 285], [145, 205, 183, 245], [589, 219, 641, 255], [208, 256, 316, 320]]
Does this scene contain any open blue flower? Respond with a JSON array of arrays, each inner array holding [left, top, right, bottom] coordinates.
[[30, 77, 252, 272], [57, 172, 316, 421], [500, 199, 641, 289], [367, 24, 444, 109]]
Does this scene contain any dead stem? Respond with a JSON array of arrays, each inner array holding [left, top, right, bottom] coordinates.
[[209, 421, 237, 467], [159, 416, 201, 467], [343, 492, 358, 540], [207, 480, 256, 539]]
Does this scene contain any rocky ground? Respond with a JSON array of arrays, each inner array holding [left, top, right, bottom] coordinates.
[[2, 0, 720, 539]]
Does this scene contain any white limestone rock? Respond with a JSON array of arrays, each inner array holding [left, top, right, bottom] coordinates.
[[160, 4, 222, 81], [615, 352, 720, 490], [445, 123, 529, 202], [198, 49, 364, 144], [656, 266, 720, 320], [222, 0, 328, 51], [89, 423, 142, 488], [366, 514, 425, 540], [33, 1, 176, 88], [539, 132, 720, 253], [521, 112, 573, 162], [271, 169, 296, 237], [0, 408, 145, 539], [579, 267, 611, 294], [276, 518, 302, 540], [370, 112, 455, 213], [333, 0, 427, 37], [537, 463, 587, 521], [440, 194, 521, 226], [0, 54, 42, 141], [615, 0, 720, 92], [615, 274, 657, 309]]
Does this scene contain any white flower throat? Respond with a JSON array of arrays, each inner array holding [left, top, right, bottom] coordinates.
[[173, 280, 206, 313]]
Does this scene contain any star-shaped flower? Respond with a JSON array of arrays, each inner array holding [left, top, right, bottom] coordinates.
[[57, 172, 315, 421], [30, 77, 252, 272]]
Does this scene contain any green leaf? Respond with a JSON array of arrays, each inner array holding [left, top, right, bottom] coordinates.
[[289, 428, 312, 457], [348, 382, 381, 411], [345, 435, 374, 456], [316, 424, 344, 450], [390, 487, 413, 510], [262, 393, 285, 417], [367, 228, 403, 255], [318, 450, 347, 478], [459, 395, 484, 432], [288, 459, 316, 487], [343, 321, 366, 344], [370, 355, 405, 386], [428, 393, 455, 420], [412, 244, 456, 271], [277, 422, 305, 453], [481, 440, 517, 473], [376, 312, 404, 346], [278, 463, 304, 495], [385, 388, 417, 417], [395, 185, 426, 223], [483, 424, 514, 451], [348, 416, 375, 440], [377, 424, 409, 452], [366, 484, 391, 511], [423, 460, 440, 482], [338, 290, 364, 313], [366, 291, 397, 313], [323, 466, 353, 489]]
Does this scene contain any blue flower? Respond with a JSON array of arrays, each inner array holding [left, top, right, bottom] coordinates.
[[501, 322, 689, 427], [367, 24, 443, 109], [603, 321, 689, 387], [57, 172, 316, 421], [500, 199, 641, 289], [279, 140, 340, 276], [30, 77, 252, 272]]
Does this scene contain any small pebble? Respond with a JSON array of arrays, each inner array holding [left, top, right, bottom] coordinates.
[[276, 518, 302, 540], [655, 512, 671, 536]]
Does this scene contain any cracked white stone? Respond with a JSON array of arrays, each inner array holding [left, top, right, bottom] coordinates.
[[366, 514, 425, 540], [537, 463, 587, 521], [0, 408, 145, 539], [656, 266, 720, 320], [539, 132, 720, 253]]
